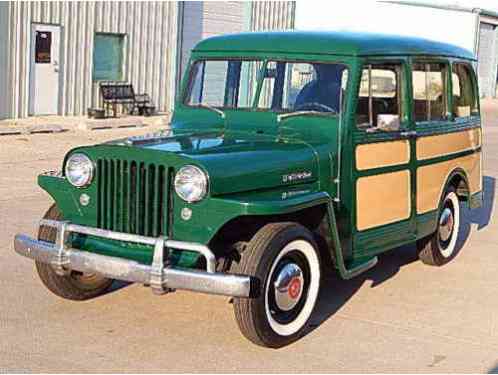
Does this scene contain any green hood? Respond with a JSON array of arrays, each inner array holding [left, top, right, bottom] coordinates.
[[105, 130, 319, 196]]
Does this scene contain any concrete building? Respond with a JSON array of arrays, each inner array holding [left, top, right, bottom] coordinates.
[[0, 1, 295, 120]]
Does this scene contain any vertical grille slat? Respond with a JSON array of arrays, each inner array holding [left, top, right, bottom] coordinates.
[[113, 160, 120, 231], [97, 158, 169, 238], [106, 160, 113, 230], [152, 166, 160, 237], [120, 161, 126, 232], [135, 163, 142, 234]]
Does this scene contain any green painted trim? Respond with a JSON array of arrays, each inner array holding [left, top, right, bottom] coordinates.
[[417, 147, 481, 167], [415, 118, 480, 136], [326, 202, 378, 279], [416, 210, 438, 239]]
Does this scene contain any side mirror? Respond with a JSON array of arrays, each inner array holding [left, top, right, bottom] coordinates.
[[377, 114, 400, 132]]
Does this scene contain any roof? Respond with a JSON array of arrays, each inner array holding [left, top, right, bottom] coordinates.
[[380, 1, 498, 19], [193, 31, 476, 60]]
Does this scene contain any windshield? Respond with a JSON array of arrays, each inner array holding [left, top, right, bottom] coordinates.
[[259, 61, 348, 114], [185, 60, 262, 109], [184, 59, 348, 114]]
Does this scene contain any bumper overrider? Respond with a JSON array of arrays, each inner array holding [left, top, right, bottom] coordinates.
[[14, 220, 252, 298]]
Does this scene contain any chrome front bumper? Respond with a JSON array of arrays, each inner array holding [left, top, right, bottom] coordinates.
[[14, 220, 251, 298]]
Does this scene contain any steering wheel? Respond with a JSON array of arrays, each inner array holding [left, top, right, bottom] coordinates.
[[294, 102, 337, 114]]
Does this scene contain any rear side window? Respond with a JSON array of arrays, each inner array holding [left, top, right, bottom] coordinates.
[[412, 63, 448, 122], [452, 63, 478, 118]]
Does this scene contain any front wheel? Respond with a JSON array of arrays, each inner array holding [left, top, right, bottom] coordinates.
[[35, 204, 113, 300], [417, 186, 461, 266], [233, 223, 321, 348]]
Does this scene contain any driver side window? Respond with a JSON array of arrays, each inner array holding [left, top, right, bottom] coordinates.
[[356, 63, 403, 130]]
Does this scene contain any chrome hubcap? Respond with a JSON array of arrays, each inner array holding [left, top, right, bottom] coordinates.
[[439, 207, 454, 242], [274, 263, 304, 311]]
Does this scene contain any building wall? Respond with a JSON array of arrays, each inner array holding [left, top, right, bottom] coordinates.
[[179, 1, 295, 80], [0, 3, 10, 119], [179, 2, 246, 80], [478, 22, 498, 98], [5, 2, 180, 118], [4, 1, 295, 119], [249, 1, 295, 32]]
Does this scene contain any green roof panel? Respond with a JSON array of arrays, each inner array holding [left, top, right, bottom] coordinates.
[[193, 31, 475, 60]]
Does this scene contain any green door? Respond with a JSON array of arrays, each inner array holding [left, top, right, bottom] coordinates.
[[351, 59, 417, 259]]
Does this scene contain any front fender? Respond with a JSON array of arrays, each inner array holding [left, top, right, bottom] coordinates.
[[171, 182, 330, 244]]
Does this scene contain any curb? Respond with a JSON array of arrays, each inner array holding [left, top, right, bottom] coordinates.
[[0, 124, 65, 136], [0, 114, 170, 137]]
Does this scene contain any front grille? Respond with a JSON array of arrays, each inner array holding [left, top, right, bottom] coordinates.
[[97, 159, 172, 237]]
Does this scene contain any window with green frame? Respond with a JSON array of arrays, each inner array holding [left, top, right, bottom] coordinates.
[[93, 33, 124, 81]]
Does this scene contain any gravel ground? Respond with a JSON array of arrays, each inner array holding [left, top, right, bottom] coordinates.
[[0, 105, 497, 373]]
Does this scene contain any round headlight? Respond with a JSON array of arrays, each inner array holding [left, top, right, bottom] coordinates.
[[65, 153, 94, 188], [174, 165, 208, 203]]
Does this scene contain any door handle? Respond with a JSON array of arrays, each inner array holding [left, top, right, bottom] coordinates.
[[400, 130, 417, 138]]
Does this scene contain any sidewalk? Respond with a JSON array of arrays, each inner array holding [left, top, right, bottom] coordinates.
[[0, 113, 171, 135]]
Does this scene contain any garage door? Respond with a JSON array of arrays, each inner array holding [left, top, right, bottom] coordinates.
[[478, 22, 498, 98]]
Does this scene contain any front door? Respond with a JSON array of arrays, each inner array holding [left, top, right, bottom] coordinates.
[[29, 24, 61, 115], [352, 60, 417, 257]]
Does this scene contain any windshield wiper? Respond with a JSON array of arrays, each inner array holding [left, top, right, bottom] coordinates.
[[277, 110, 332, 123], [197, 103, 226, 119]]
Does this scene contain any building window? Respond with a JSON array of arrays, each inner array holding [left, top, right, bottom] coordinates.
[[452, 63, 478, 118], [412, 63, 447, 122], [35, 31, 52, 64], [93, 33, 124, 81]]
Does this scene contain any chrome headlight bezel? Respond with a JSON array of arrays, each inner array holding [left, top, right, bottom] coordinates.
[[65, 153, 94, 188], [174, 165, 208, 203]]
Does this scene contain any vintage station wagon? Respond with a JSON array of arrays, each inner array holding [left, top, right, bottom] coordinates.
[[15, 31, 482, 348]]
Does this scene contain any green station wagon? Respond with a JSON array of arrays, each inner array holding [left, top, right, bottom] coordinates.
[[15, 31, 482, 348]]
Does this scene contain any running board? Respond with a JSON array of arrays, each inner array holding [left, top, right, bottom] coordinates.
[[340, 257, 378, 280]]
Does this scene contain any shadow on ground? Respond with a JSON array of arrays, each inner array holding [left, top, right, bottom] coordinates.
[[306, 175, 496, 340], [469, 176, 495, 230], [100, 176, 496, 344], [489, 361, 498, 374]]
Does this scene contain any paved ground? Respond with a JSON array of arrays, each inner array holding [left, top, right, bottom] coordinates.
[[1, 103, 498, 373]]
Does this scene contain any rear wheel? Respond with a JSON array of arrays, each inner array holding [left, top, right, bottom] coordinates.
[[35, 204, 113, 300], [417, 186, 460, 266], [232, 223, 321, 348]]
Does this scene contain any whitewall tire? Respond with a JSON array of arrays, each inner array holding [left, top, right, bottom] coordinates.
[[233, 223, 321, 348]]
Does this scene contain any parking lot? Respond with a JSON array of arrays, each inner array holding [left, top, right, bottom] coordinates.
[[1, 105, 498, 373]]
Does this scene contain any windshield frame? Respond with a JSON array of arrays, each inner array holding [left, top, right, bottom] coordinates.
[[181, 56, 350, 116]]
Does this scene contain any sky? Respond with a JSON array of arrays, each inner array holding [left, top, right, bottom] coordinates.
[[295, 0, 498, 52]]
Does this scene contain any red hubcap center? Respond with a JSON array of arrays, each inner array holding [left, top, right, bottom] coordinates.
[[288, 277, 301, 300]]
